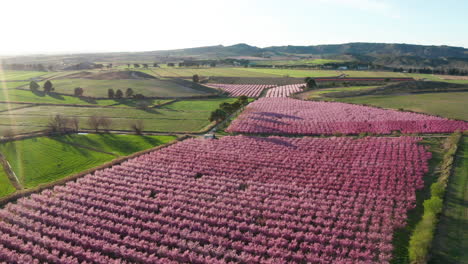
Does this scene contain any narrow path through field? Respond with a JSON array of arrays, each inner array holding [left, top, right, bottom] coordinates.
[[0, 152, 22, 190]]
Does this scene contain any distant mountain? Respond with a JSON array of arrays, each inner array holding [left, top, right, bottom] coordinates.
[[147, 42, 468, 68], [148, 42, 468, 59], [151, 43, 262, 57], [3, 42, 468, 69], [263, 43, 468, 59]]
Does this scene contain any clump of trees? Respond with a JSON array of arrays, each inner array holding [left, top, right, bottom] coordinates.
[[43, 80, 54, 93], [192, 74, 200, 83], [305, 77, 318, 89], [108, 89, 115, 98], [87, 115, 112, 132], [29, 81, 40, 91], [209, 96, 249, 123], [130, 120, 145, 135], [74, 87, 84, 97], [108, 88, 146, 100], [47, 115, 80, 133], [115, 89, 124, 99], [125, 88, 134, 98]]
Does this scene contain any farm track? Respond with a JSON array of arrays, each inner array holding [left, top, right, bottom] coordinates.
[[0, 152, 22, 190]]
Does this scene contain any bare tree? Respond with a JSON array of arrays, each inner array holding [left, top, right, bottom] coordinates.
[[130, 120, 145, 135], [47, 114, 69, 133], [88, 115, 101, 132], [69, 117, 79, 132], [100, 116, 112, 131]]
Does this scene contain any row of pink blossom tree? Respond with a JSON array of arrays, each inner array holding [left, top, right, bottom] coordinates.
[[206, 84, 275, 98], [0, 136, 431, 263], [227, 98, 468, 135], [265, 84, 305, 97]]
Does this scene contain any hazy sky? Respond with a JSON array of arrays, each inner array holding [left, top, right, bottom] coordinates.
[[2, 0, 467, 55]]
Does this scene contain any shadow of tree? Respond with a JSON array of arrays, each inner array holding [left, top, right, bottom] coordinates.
[[77, 97, 97, 104], [48, 92, 65, 100]]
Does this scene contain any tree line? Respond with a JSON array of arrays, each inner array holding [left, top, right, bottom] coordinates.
[[47, 114, 145, 135], [30, 81, 145, 99], [392, 67, 468, 76], [2, 63, 53, 71], [209, 96, 249, 123]]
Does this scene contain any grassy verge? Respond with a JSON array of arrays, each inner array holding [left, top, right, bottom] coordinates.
[[0, 168, 15, 198], [0, 134, 177, 189], [391, 137, 445, 264], [407, 133, 462, 264], [429, 136, 468, 264]]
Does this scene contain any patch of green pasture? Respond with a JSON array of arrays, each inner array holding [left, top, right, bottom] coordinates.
[[0, 98, 234, 133], [404, 73, 468, 84], [429, 137, 468, 264], [306, 86, 380, 99], [0, 168, 16, 198], [237, 68, 340, 77], [161, 98, 237, 112], [392, 138, 445, 264], [150, 67, 281, 77], [330, 92, 468, 120], [342, 71, 407, 77], [0, 81, 28, 89], [0, 88, 118, 105], [54, 134, 177, 156], [251, 59, 345, 66], [0, 137, 115, 188], [38, 78, 207, 97], [0, 71, 49, 81]]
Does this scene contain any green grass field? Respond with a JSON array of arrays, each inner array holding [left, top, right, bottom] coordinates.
[[330, 92, 468, 120], [429, 137, 468, 264], [0, 98, 235, 134], [0, 134, 176, 189], [146, 67, 350, 78], [149, 67, 282, 77], [0, 85, 173, 108], [251, 59, 345, 66], [406, 73, 468, 84], [0, 71, 49, 81], [0, 137, 114, 188], [55, 134, 176, 156], [392, 138, 445, 264], [38, 78, 209, 97], [0, 168, 16, 198], [0, 81, 28, 90], [305, 86, 380, 99], [0, 88, 120, 105]]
